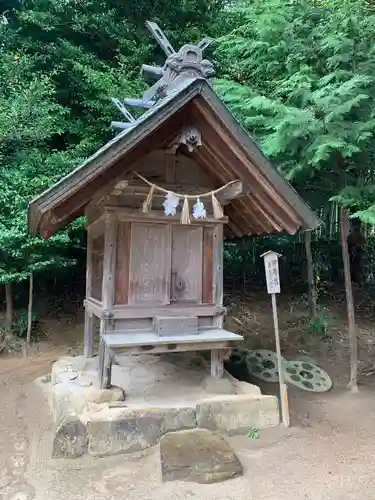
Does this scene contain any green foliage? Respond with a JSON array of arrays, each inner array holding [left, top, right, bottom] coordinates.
[[11, 309, 37, 339], [214, 0, 375, 214], [310, 307, 331, 336], [246, 427, 259, 439], [0, 0, 227, 289]]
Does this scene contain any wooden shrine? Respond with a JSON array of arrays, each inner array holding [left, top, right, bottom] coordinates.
[[28, 22, 320, 389]]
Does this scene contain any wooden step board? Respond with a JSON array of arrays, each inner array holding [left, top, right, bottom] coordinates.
[[104, 328, 243, 354]]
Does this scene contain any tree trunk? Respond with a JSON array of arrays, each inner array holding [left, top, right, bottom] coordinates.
[[27, 272, 33, 345], [340, 206, 358, 392], [5, 282, 13, 337], [305, 230, 317, 318]]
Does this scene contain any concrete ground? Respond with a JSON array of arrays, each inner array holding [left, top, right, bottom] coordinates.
[[2, 349, 375, 500]]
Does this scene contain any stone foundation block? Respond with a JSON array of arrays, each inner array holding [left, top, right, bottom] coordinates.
[[87, 406, 197, 457], [196, 394, 279, 434], [52, 416, 88, 458]]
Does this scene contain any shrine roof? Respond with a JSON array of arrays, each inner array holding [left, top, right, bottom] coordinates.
[[28, 77, 320, 238]]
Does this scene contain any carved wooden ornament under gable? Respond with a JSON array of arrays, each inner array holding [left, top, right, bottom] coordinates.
[[166, 125, 202, 154]]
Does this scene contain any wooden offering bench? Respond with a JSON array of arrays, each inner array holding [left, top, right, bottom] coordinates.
[[28, 21, 319, 390]]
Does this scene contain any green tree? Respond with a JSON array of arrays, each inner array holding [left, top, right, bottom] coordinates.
[[0, 50, 80, 331], [214, 0, 375, 390], [0, 0, 228, 332]]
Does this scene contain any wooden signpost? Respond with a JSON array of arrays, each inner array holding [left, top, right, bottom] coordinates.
[[261, 251, 290, 428]]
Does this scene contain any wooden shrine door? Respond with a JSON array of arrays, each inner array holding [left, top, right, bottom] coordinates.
[[117, 220, 215, 307], [171, 225, 203, 304], [128, 222, 171, 305]]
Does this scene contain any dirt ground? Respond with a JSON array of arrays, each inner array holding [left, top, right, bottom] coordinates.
[[2, 291, 375, 499]]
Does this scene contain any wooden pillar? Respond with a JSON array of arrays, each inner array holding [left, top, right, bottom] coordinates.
[[213, 224, 224, 329], [210, 349, 231, 378], [84, 230, 94, 357], [84, 311, 94, 358], [211, 350, 224, 378], [211, 225, 227, 378], [102, 344, 113, 389], [98, 317, 113, 388], [98, 213, 117, 388], [98, 322, 106, 385]]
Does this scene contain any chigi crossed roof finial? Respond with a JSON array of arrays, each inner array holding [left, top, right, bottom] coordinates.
[[111, 21, 215, 131]]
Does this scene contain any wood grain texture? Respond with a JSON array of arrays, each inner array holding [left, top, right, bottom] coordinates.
[[114, 318, 153, 331], [102, 214, 117, 310], [214, 224, 224, 307], [86, 231, 93, 299], [102, 343, 113, 389], [192, 100, 302, 234], [115, 221, 131, 304], [98, 318, 108, 387], [105, 328, 242, 347], [34, 107, 191, 236], [86, 214, 105, 238], [211, 349, 224, 378], [84, 310, 94, 358], [129, 222, 171, 305], [107, 340, 239, 355], [202, 226, 214, 304], [85, 300, 226, 319], [171, 225, 202, 303], [91, 234, 104, 301], [110, 207, 227, 225], [213, 224, 224, 329], [164, 152, 176, 183]]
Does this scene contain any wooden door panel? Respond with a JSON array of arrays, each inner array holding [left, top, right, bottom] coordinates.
[[129, 223, 170, 305], [171, 225, 203, 303]]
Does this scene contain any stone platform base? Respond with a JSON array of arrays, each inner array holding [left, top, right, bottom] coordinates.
[[39, 354, 280, 459]]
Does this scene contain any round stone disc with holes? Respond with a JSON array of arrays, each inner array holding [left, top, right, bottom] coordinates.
[[245, 349, 287, 382], [284, 360, 332, 392]]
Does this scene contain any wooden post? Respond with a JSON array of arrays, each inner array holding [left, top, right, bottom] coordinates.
[[271, 293, 290, 427], [86, 230, 93, 298], [211, 349, 224, 378], [212, 224, 224, 331], [261, 250, 290, 427], [84, 230, 94, 357], [212, 224, 225, 369], [340, 206, 358, 392], [99, 316, 113, 389], [102, 345, 113, 389], [98, 321, 106, 387], [84, 311, 94, 358], [98, 213, 117, 388], [305, 230, 317, 318], [214, 224, 224, 308], [102, 214, 117, 310]]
